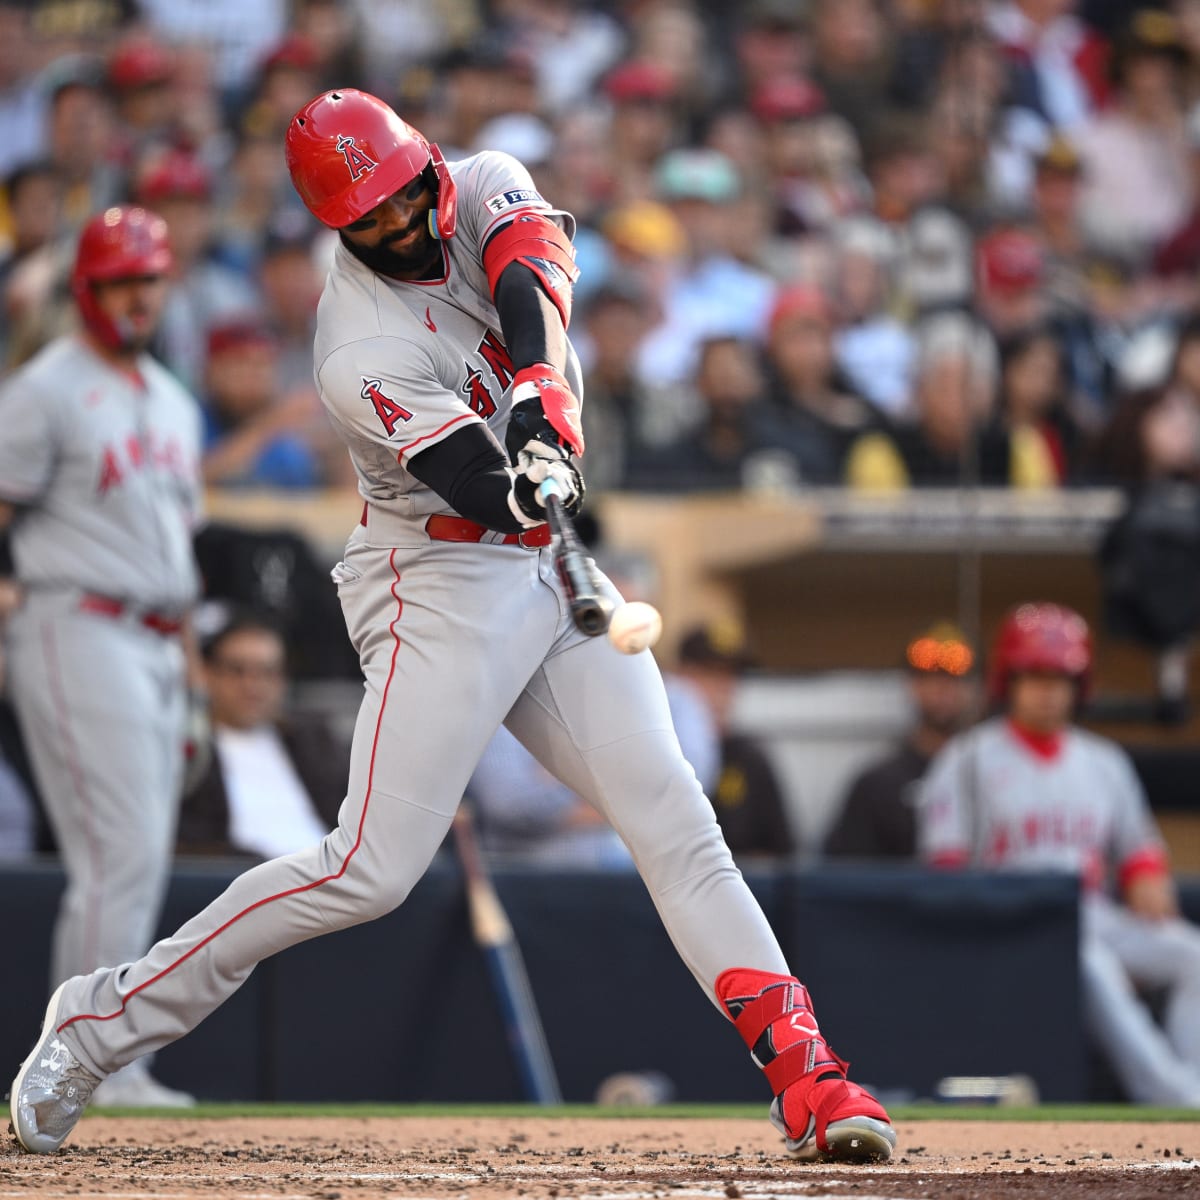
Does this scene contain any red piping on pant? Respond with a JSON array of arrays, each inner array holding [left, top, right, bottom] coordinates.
[[59, 550, 405, 1034]]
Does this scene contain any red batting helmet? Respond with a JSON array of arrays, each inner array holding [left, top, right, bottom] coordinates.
[[988, 602, 1093, 701], [285, 88, 457, 238], [72, 206, 172, 350]]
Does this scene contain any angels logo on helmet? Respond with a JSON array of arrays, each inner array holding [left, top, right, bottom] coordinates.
[[337, 135, 377, 181]]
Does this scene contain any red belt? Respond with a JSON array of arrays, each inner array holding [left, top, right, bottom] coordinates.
[[359, 504, 551, 548], [79, 593, 184, 636]]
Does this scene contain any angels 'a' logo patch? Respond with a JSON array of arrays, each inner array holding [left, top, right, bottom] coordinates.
[[338, 135, 378, 181], [362, 377, 413, 436]]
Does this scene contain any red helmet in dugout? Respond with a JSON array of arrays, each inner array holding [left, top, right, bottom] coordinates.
[[72, 205, 172, 350], [988, 602, 1093, 702], [285, 88, 457, 237]]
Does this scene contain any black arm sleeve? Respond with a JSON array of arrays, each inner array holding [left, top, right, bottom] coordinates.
[[406, 421, 526, 533], [493, 261, 568, 373]]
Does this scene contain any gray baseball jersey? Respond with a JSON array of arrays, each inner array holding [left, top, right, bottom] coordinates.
[[0, 335, 202, 611], [919, 717, 1164, 888], [51, 151, 805, 1117], [0, 333, 201, 988], [919, 716, 1200, 1106], [314, 150, 581, 514]]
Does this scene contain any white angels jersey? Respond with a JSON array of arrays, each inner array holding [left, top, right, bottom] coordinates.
[[313, 150, 582, 516]]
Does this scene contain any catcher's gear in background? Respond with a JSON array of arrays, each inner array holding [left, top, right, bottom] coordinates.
[[71, 207, 172, 351], [988, 602, 1093, 701], [286, 87, 457, 236]]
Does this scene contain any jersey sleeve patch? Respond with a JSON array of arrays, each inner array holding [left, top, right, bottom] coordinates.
[[483, 187, 549, 216]]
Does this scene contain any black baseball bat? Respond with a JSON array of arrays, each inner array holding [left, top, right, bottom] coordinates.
[[451, 803, 563, 1105], [538, 477, 613, 636]]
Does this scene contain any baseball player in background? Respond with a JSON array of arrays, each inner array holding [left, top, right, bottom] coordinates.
[[920, 602, 1200, 1105], [9, 89, 894, 1162], [0, 207, 204, 1108]]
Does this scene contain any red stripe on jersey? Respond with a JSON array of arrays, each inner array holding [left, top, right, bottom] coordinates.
[[394, 413, 476, 460], [1117, 846, 1171, 892], [58, 551, 406, 1035]]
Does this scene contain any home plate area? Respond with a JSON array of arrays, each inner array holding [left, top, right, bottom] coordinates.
[[2, 1117, 1198, 1200]]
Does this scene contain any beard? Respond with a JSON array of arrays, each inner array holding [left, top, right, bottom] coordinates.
[[340, 219, 442, 280]]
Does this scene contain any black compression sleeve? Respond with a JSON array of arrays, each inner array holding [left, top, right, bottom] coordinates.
[[493, 261, 568, 372], [405, 422, 526, 534]]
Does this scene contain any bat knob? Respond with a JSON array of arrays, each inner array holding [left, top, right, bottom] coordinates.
[[574, 595, 614, 637]]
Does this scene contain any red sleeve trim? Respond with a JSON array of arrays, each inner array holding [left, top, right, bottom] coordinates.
[[1117, 846, 1170, 891], [395, 413, 478, 460], [929, 849, 970, 870]]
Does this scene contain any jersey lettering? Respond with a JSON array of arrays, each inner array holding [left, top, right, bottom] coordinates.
[[337, 135, 378, 182], [477, 330, 514, 390], [362, 378, 414, 435], [461, 366, 497, 419], [97, 447, 124, 495]]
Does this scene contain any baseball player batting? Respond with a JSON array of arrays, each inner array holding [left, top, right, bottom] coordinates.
[[9, 89, 895, 1162], [921, 602, 1200, 1105], [0, 207, 202, 1108]]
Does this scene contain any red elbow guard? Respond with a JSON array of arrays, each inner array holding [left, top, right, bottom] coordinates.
[[483, 213, 580, 328]]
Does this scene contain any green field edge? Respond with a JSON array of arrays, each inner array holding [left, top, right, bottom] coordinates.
[[83, 1102, 1200, 1122]]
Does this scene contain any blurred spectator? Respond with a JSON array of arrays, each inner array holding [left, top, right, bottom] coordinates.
[[862, 115, 942, 230], [348, 0, 481, 93], [1075, 10, 1193, 263], [986, 0, 1109, 131], [213, 115, 303, 275], [825, 621, 979, 860], [138, 0, 288, 105], [500, 0, 625, 111], [730, 0, 811, 104], [577, 281, 663, 492], [105, 32, 179, 168], [602, 60, 682, 204], [201, 320, 325, 490], [43, 59, 122, 228], [178, 612, 346, 859], [897, 205, 974, 317], [1095, 369, 1200, 720], [673, 620, 795, 858], [850, 313, 1010, 488], [997, 324, 1079, 484], [257, 214, 324, 392], [291, 0, 367, 92], [245, 34, 322, 137], [630, 335, 790, 492], [135, 147, 259, 391], [765, 285, 881, 485], [0, 1, 45, 177], [830, 216, 916, 420], [809, 0, 890, 140], [0, 162, 63, 362], [1030, 135, 1091, 306], [921, 602, 1200, 1106], [1154, 101, 1200, 282], [751, 75, 850, 238], [626, 0, 713, 113], [977, 227, 1051, 336], [636, 149, 776, 388]]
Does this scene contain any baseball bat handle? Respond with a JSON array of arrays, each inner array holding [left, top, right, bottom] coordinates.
[[538, 477, 613, 637]]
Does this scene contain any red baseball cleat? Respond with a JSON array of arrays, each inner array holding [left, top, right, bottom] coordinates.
[[717, 968, 896, 1163]]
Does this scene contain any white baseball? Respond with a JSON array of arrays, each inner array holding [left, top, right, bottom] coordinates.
[[607, 601, 663, 655]]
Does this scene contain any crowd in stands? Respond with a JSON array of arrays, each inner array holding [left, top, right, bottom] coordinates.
[[4, 1, 1200, 496]]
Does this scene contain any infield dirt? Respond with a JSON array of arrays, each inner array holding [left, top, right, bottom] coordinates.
[[2, 1116, 1198, 1200]]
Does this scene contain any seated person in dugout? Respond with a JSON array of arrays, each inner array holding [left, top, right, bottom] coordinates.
[[177, 610, 347, 859]]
